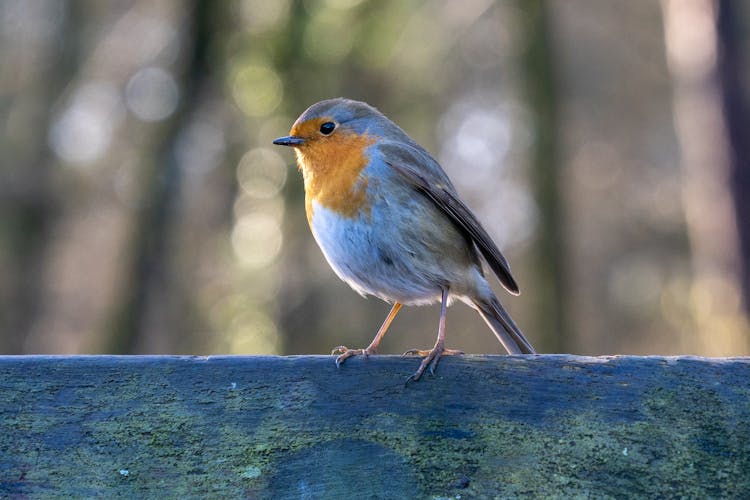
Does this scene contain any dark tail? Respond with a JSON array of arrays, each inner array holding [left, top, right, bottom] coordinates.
[[474, 294, 536, 354]]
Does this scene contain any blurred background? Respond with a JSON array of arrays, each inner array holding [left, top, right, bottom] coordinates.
[[1, 0, 749, 357]]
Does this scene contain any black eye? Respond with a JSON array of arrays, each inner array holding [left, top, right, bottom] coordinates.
[[319, 122, 335, 135]]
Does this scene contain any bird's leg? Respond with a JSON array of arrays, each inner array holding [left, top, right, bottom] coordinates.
[[333, 302, 402, 367], [405, 287, 461, 383]]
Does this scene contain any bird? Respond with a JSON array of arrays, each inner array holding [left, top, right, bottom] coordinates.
[[273, 98, 535, 382]]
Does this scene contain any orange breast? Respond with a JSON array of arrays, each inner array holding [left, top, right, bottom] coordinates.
[[294, 130, 375, 224]]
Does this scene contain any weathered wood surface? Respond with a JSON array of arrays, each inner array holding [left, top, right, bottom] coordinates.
[[1, 355, 749, 498]]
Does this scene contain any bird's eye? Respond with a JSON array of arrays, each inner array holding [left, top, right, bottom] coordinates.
[[319, 122, 336, 135]]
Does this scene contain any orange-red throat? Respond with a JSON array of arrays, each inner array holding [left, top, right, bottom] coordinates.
[[289, 118, 375, 224]]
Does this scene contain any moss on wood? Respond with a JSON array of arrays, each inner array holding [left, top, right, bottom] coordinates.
[[1, 355, 749, 497]]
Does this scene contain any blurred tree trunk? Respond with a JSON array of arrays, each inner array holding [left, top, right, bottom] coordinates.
[[273, 0, 320, 355], [515, 0, 567, 352], [0, 2, 81, 353], [717, 0, 750, 317], [661, 0, 749, 353], [105, 0, 217, 354]]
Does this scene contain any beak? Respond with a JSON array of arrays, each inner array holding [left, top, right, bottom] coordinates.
[[273, 135, 306, 147]]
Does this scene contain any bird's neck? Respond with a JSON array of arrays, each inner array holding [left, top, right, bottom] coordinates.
[[296, 133, 375, 225]]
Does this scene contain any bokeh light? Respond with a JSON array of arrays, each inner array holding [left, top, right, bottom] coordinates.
[[237, 148, 288, 199], [125, 66, 180, 122], [303, 7, 356, 64], [225, 309, 280, 354], [231, 212, 283, 269], [231, 62, 282, 117], [175, 118, 226, 175], [49, 82, 123, 165], [237, 0, 291, 34]]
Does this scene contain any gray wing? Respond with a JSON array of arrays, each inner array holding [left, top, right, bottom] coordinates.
[[381, 142, 520, 296]]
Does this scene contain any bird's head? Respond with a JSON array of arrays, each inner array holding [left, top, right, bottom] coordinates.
[[275, 98, 402, 181], [273, 98, 387, 150], [273, 98, 399, 219]]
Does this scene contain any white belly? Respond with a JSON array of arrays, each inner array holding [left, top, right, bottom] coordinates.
[[308, 201, 442, 305]]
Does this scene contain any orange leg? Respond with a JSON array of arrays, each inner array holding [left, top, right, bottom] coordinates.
[[405, 287, 462, 383], [332, 302, 403, 367]]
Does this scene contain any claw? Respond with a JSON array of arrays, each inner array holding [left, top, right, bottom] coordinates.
[[332, 347, 372, 368], [403, 348, 464, 358], [332, 303, 402, 371], [404, 347, 464, 384], [335, 354, 346, 369], [402, 349, 430, 357]]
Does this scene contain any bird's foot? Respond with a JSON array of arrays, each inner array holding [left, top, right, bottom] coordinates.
[[403, 347, 463, 384], [331, 346, 375, 368], [402, 348, 464, 357]]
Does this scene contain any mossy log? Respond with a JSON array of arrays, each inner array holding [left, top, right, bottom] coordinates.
[[1, 355, 749, 498]]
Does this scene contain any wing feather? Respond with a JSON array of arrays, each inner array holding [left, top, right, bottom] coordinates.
[[383, 144, 520, 295]]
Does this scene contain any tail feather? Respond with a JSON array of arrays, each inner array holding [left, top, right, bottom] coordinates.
[[474, 295, 536, 355]]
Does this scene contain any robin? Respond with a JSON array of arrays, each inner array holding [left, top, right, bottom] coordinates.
[[273, 98, 535, 382]]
